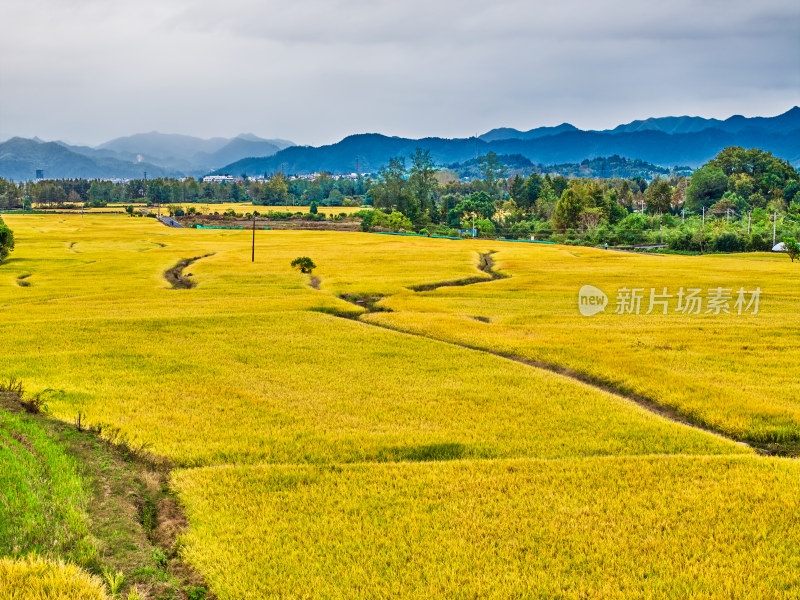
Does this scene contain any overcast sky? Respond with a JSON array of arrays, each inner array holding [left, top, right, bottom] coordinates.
[[1, 0, 798, 146]]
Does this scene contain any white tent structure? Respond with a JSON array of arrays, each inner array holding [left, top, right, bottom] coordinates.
[[772, 242, 786, 252]]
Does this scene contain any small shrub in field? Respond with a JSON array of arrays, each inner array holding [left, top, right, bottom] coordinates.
[[291, 256, 316, 274]]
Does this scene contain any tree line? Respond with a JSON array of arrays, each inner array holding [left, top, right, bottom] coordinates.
[[1, 146, 798, 253], [0, 173, 371, 210], [359, 147, 799, 251]]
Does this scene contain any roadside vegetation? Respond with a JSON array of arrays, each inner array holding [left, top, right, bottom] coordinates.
[[0, 381, 211, 599]]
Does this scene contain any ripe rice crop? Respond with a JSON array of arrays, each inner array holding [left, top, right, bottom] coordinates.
[[0, 555, 108, 600], [173, 455, 800, 600], [363, 242, 800, 445], [1, 213, 798, 599]]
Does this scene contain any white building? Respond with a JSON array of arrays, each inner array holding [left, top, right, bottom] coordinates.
[[202, 175, 243, 184]]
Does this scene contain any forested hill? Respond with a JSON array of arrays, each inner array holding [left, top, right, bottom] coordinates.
[[0, 137, 173, 181], [215, 126, 800, 176], [447, 154, 692, 180]]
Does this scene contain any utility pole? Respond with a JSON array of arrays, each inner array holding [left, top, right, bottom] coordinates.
[[682, 207, 685, 224], [252, 214, 256, 262], [472, 212, 476, 238], [748, 211, 751, 235]]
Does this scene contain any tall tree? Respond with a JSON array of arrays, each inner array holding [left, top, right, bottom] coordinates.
[[509, 174, 526, 208], [524, 173, 544, 211], [478, 152, 507, 199], [686, 165, 728, 212], [370, 157, 417, 220], [408, 148, 437, 220], [260, 173, 289, 205], [645, 178, 674, 214], [553, 188, 585, 230]]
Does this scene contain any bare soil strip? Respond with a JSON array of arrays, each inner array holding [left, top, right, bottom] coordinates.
[[164, 254, 214, 289], [409, 251, 509, 291]]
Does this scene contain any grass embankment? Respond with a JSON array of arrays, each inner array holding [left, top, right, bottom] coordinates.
[[1, 214, 799, 599], [0, 387, 210, 599]]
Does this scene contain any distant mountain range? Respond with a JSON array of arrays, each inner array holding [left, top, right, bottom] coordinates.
[[483, 106, 800, 139], [0, 133, 294, 181], [1, 108, 798, 181], [215, 107, 800, 177]]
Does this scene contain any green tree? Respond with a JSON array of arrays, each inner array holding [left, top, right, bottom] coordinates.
[[551, 175, 569, 198], [0, 217, 14, 263], [327, 189, 344, 206], [37, 183, 67, 206], [478, 152, 507, 198], [290, 256, 316, 273], [370, 157, 418, 220], [369, 209, 414, 232], [147, 179, 171, 207], [408, 148, 437, 221], [686, 165, 728, 212], [473, 218, 496, 237], [449, 191, 495, 226], [309, 201, 319, 214], [260, 173, 289, 205], [784, 237, 800, 263], [230, 183, 244, 202], [509, 175, 526, 207], [535, 179, 558, 220], [524, 173, 544, 211], [645, 178, 674, 214], [553, 188, 585, 230]]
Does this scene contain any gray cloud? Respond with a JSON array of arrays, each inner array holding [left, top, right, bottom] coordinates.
[[1, 0, 798, 146]]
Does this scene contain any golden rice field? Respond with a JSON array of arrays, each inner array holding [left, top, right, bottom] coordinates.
[[364, 244, 800, 445], [163, 202, 366, 215], [1, 213, 798, 599], [41, 203, 366, 215], [173, 456, 800, 600]]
